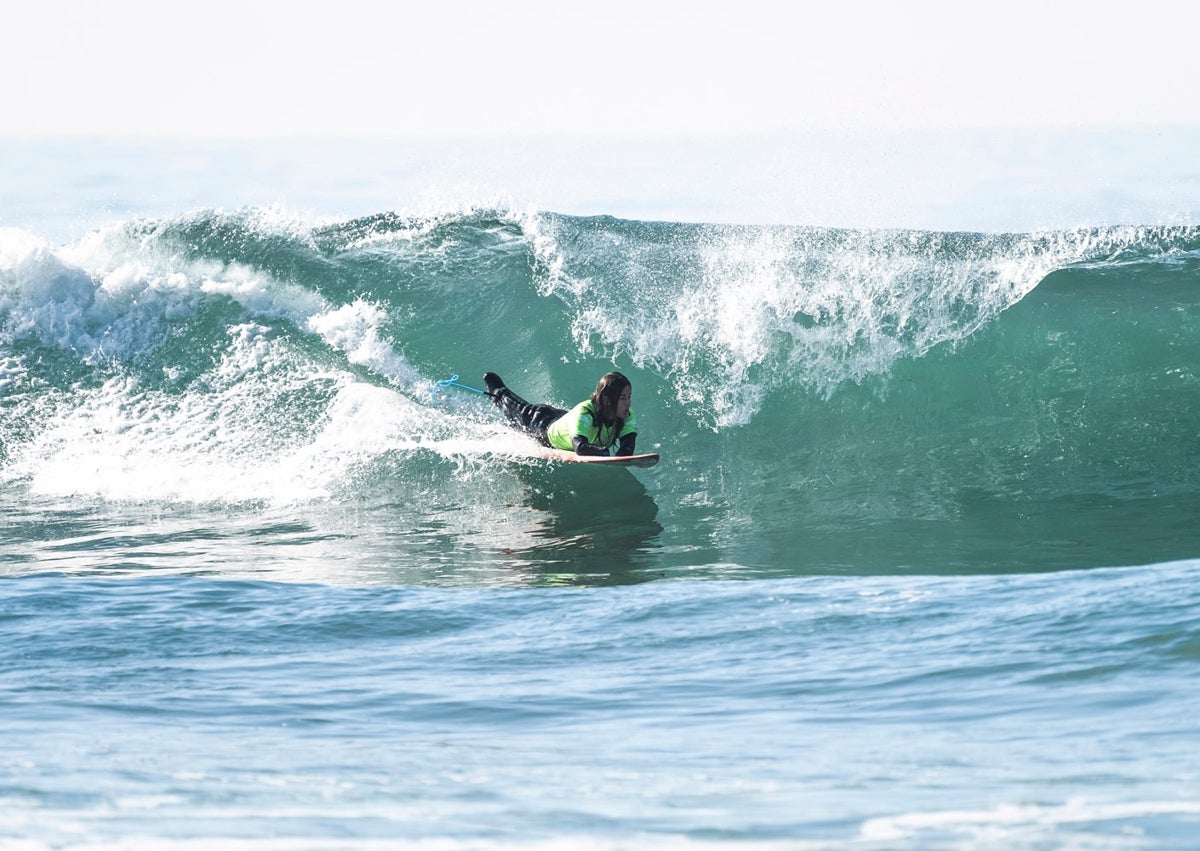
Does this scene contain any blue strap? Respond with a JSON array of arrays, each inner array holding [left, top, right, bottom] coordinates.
[[432, 374, 485, 403]]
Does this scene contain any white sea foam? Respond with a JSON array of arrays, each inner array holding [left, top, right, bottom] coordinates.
[[305, 299, 422, 387], [0, 219, 458, 503], [3, 323, 508, 505], [530, 217, 1164, 427], [5, 218, 421, 389], [860, 797, 1200, 845], [0, 355, 26, 394]]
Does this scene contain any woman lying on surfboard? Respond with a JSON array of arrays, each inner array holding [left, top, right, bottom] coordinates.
[[484, 371, 637, 457]]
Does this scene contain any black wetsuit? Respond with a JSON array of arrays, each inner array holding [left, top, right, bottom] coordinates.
[[484, 373, 565, 447]]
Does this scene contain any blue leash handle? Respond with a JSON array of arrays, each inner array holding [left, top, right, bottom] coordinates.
[[432, 374, 485, 403]]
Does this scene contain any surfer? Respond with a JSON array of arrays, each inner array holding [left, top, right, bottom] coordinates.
[[484, 371, 637, 457]]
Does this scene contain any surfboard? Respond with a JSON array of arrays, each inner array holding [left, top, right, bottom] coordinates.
[[537, 448, 659, 468]]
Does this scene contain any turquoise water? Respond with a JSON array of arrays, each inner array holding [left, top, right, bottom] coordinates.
[[2, 134, 1199, 848]]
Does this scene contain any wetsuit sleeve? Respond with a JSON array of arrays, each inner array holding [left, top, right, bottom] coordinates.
[[616, 433, 637, 456], [570, 435, 610, 456]]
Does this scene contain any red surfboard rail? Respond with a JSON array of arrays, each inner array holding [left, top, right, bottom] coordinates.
[[537, 449, 659, 468]]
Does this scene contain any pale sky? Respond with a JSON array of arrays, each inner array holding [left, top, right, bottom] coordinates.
[[5, 0, 1199, 137]]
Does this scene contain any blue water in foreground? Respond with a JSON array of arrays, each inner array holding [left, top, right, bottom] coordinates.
[[2, 132, 1199, 848]]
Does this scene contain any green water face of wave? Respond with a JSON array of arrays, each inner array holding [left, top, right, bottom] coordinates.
[[717, 261, 1200, 574], [2, 211, 1199, 575]]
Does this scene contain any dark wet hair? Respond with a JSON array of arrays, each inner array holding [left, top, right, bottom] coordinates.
[[590, 371, 631, 427]]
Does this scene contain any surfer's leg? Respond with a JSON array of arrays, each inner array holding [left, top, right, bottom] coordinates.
[[484, 373, 535, 425], [484, 373, 531, 423], [483, 373, 506, 397], [527, 405, 566, 437], [483, 374, 563, 445], [510, 403, 564, 444]]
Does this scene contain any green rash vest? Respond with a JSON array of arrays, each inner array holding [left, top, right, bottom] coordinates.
[[545, 400, 637, 453]]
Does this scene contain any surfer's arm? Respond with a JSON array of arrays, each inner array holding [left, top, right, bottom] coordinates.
[[568, 432, 637, 456], [570, 435, 611, 456]]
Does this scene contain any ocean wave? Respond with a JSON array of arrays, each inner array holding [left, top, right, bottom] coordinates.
[[3, 209, 1199, 573]]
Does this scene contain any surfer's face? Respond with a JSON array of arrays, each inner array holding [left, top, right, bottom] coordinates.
[[614, 386, 632, 420]]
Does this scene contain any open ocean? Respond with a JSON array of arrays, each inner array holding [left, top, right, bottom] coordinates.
[[2, 132, 1199, 849]]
